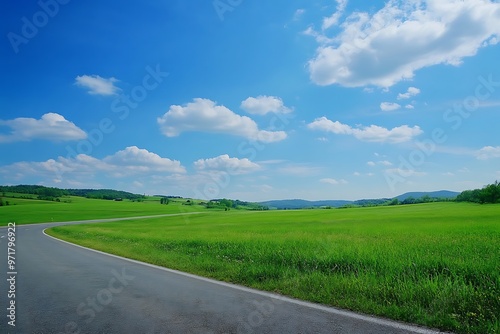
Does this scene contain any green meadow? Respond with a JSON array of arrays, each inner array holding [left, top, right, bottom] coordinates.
[[45, 202, 500, 334], [0, 195, 205, 225]]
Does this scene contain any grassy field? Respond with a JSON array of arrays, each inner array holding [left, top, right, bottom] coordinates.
[[0, 195, 206, 225], [46, 202, 499, 334]]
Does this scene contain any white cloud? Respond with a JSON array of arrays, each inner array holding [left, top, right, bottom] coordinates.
[[308, 0, 500, 87], [75, 75, 120, 95], [380, 102, 401, 111], [398, 87, 421, 100], [294, 9, 305, 21], [194, 154, 261, 174], [240, 95, 292, 115], [354, 172, 375, 177], [0, 146, 185, 185], [405, 104, 415, 109], [307, 117, 422, 143], [157, 98, 287, 143], [320, 178, 348, 185], [103, 146, 186, 174], [303, 26, 335, 44], [0, 113, 87, 143], [322, 0, 348, 30], [368, 160, 392, 167], [476, 146, 500, 160]]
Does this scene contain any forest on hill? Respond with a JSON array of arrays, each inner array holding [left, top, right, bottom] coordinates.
[[0, 185, 144, 201]]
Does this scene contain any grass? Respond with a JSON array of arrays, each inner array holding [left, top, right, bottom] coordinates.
[[46, 202, 500, 334], [0, 195, 206, 225]]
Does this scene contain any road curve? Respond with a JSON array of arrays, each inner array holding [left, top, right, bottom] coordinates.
[[1, 215, 450, 334]]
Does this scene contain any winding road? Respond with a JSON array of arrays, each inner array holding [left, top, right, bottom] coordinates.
[[1, 215, 448, 334]]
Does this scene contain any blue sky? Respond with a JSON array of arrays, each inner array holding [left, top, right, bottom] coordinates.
[[1, 0, 500, 201]]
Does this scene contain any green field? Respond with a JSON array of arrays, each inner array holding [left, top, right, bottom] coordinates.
[[45, 202, 500, 334], [0, 195, 205, 225]]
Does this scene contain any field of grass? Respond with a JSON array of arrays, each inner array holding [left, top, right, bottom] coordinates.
[[46, 202, 499, 334], [0, 195, 206, 225]]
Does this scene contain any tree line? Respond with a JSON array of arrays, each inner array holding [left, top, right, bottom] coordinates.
[[455, 181, 500, 204], [0, 185, 144, 201]]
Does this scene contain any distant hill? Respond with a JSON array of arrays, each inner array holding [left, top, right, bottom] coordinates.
[[0, 185, 144, 200], [2, 184, 461, 208], [259, 199, 352, 209], [260, 191, 460, 209], [395, 190, 459, 201]]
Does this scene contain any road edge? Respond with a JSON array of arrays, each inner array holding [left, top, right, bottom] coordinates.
[[43, 225, 450, 334]]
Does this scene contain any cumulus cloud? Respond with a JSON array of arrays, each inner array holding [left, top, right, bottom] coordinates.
[[476, 146, 500, 160], [322, 0, 348, 30], [398, 87, 421, 100], [103, 146, 186, 174], [194, 154, 261, 174], [240, 95, 292, 115], [320, 178, 348, 185], [158, 98, 287, 143], [308, 117, 422, 143], [308, 0, 500, 87], [0, 146, 185, 185], [75, 75, 120, 95], [0, 113, 87, 143], [380, 102, 401, 111]]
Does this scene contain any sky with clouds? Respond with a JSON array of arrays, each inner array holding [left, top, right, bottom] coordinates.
[[1, 0, 500, 201]]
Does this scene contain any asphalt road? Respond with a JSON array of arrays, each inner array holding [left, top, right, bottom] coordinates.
[[1, 215, 449, 334]]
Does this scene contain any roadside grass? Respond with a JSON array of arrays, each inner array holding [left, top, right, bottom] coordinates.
[[46, 202, 500, 334], [0, 195, 206, 225]]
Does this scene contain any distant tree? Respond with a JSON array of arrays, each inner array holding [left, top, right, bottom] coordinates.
[[456, 189, 480, 203], [421, 195, 432, 203], [388, 198, 400, 206], [401, 197, 416, 205], [480, 181, 500, 204], [456, 181, 500, 204], [219, 198, 233, 210]]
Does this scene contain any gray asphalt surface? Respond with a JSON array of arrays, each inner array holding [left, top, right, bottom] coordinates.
[[0, 215, 449, 334]]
